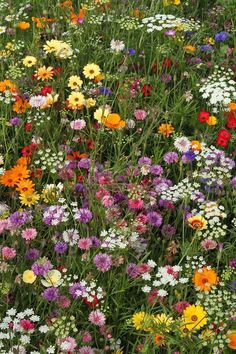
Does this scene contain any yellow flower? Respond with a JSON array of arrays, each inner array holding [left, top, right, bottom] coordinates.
[[163, 0, 181, 5], [203, 37, 215, 45], [154, 313, 173, 330], [41, 269, 63, 287], [19, 192, 40, 206], [183, 45, 196, 53], [68, 75, 83, 90], [94, 106, 111, 122], [22, 56, 37, 67], [68, 91, 85, 109], [85, 98, 96, 108], [83, 63, 101, 79], [182, 305, 207, 332], [22, 270, 37, 284], [132, 312, 153, 331], [206, 115, 217, 125], [43, 39, 62, 54], [158, 123, 174, 137], [188, 215, 207, 230]]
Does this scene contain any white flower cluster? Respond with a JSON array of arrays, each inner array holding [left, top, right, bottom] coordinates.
[[100, 227, 139, 250], [0, 308, 40, 349], [198, 66, 236, 112], [140, 14, 200, 33], [35, 148, 64, 174], [27, 110, 50, 126], [192, 202, 227, 240], [141, 264, 188, 296], [185, 256, 207, 272], [161, 177, 201, 203]]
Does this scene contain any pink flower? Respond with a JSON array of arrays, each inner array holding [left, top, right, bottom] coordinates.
[[173, 301, 190, 314], [201, 239, 217, 250], [78, 238, 92, 250], [0, 219, 10, 234], [20, 319, 35, 331], [57, 336, 77, 352], [88, 310, 106, 327], [102, 195, 114, 207], [57, 295, 71, 308], [79, 347, 94, 354], [128, 199, 144, 210], [2, 246, 16, 260], [81, 331, 93, 343], [21, 228, 37, 241], [134, 109, 147, 121], [70, 119, 86, 130]]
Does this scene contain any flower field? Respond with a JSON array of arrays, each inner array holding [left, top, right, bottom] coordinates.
[[0, 0, 236, 353]]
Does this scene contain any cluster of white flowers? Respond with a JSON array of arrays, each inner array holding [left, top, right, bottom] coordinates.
[[27, 110, 50, 126], [35, 148, 64, 174], [185, 255, 207, 272], [141, 264, 188, 295], [117, 16, 140, 30], [198, 66, 236, 112], [192, 202, 227, 240], [62, 229, 80, 246], [161, 177, 201, 203], [100, 227, 139, 250], [0, 308, 40, 350], [140, 14, 200, 33]]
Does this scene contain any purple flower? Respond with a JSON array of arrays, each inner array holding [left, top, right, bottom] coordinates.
[[231, 177, 236, 188], [161, 73, 172, 83], [182, 150, 196, 162], [69, 282, 86, 299], [147, 211, 162, 227], [78, 158, 91, 169], [9, 211, 29, 228], [54, 242, 68, 254], [229, 259, 236, 269], [90, 236, 101, 248], [31, 259, 52, 276], [75, 208, 93, 223], [25, 248, 40, 261], [150, 165, 163, 175], [10, 117, 22, 126], [163, 152, 178, 164], [161, 224, 176, 237], [138, 157, 152, 166], [93, 253, 112, 272], [126, 263, 140, 278], [43, 287, 59, 301], [214, 31, 229, 41], [43, 205, 68, 226], [201, 44, 214, 52]]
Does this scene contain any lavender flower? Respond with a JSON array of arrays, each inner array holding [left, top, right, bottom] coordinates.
[[163, 152, 178, 164], [54, 242, 68, 254], [93, 253, 112, 272], [75, 208, 93, 223], [32, 258, 52, 276], [43, 287, 59, 301], [147, 211, 162, 227], [214, 31, 229, 41], [25, 248, 40, 261]]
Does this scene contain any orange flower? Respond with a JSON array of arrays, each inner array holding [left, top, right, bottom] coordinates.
[[188, 215, 207, 230], [0, 170, 15, 187], [227, 331, 236, 349], [36, 66, 54, 81], [59, 0, 73, 8], [16, 179, 35, 195], [70, 9, 85, 24], [10, 165, 30, 184], [192, 267, 219, 292], [18, 21, 30, 30], [102, 113, 126, 129], [32, 17, 43, 28], [13, 98, 30, 114], [153, 333, 165, 346], [158, 123, 174, 137], [228, 102, 236, 111], [16, 157, 30, 167], [191, 140, 202, 151]]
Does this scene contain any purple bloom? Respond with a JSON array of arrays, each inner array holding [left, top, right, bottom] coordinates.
[[9, 211, 29, 228], [69, 282, 86, 299], [161, 224, 176, 237], [163, 152, 178, 164], [229, 259, 236, 269], [75, 208, 93, 223], [150, 165, 163, 175], [25, 248, 40, 261], [127, 48, 136, 56], [126, 263, 140, 278], [43, 205, 68, 226], [214, 31, 229, 41], [31, 259, 52, 276], [93, 253, 112, 272], [147, 211, 162, 227], [78, 158, 91, 170], [90, 236, 101, 248], [10, 117, 22, 126], [54, 242, 68, 254], [182, 150, 196, 162], [161, 73, 172, 83], [138, 157, 152, 166], [231, 177, 236, 188], [43, 287, 59, 301], [201, 44, 214, 52]]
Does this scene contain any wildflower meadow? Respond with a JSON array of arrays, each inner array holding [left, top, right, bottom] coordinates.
[[0, 0, 236, 353]]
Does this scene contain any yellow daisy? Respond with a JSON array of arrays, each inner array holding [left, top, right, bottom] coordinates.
[[83, 63, 101, 79], [68, 75, 83, 90], [68, 91, 85, 109], [22, 56, 37, 67]]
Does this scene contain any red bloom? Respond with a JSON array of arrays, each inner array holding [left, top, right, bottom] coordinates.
[[141, 84, 153, 97], [83, 295, 100, 308], [25, 122, 32, 132], [20, 319, 35, 331], [162, 58, 172, 68], [198, 111, 210, 123], [41, 86, 52, 96], [216, 129, 231, 147], [226, 112, 236, 129]]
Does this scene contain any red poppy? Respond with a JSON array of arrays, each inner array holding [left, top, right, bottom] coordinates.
[[162, 58, 173, 68], [216, 129, 231, 147], [226, 115, 236, 129], [41, 86, 52, 96], [141, 84, 153, 97], [198, 111, 210, 123]]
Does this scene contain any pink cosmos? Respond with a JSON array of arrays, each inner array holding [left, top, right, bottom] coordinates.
[[134, 109, 147, 121], [88, 310, 106, 327], [70, 119, 86, 130], [2, 246, 16, 260], [128, 199, 144, 209], [20, 319, 35, 331], [57, 336, 77, 352], [102, 195, 114, 207], [78, 238, 92, 250], [21, 228, 37, 241], [137, 263, 151, 274], [201, 239, 218, 250]]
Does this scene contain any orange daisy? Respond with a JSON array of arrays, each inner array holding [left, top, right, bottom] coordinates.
[[10, 165, 30, 184], [158, 123, 174, 137], [0, 170, 15, 187], [102, 113, 126, 129], [13, 98, 30, 114], [16, 179, 35, 195], [36, 66, 54, 81], [193, 267, 219, 292]]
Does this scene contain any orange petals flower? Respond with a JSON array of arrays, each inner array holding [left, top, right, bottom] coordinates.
[[18, 21, 30, 30], [0, 170, 15, 187], [16, 179, 35, 195], [10, 165, 30, 184], [36, 66, 54, 81], [227, 331, 236, 349], [192, 267, 219, 292], [13, 98, 30, 114], [188, 215, 207, 230], [158, 123, 174, 137], [103, 113, 126, 129]]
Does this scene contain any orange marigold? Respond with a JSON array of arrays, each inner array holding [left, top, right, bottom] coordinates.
[[10, 165, 30, 184], [13, 98, 30, 114], [16, 179, 35, 195], [192, 267, 219, 292], [103, 113, 126, 129], [18, 21, 30, 30], [0, 170, 15, 187], [227, 331, 236, 350], [158, 123, 174, 137]]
